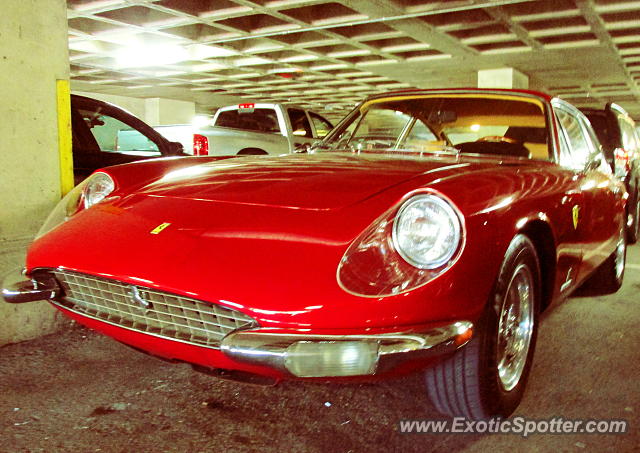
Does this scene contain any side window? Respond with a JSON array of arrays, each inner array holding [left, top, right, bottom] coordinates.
[[619, 115, 639, 153], [309, 112, 333, 138], [584, 112, 612, 152], [582, 119, 612, 175], [403, 119, 438, 146], [288, 109, 313, 138], [555, 108, 592, 170], [556, 118, 572, 163], [351, 108, 412, 145], [77, 108, 160, 156]]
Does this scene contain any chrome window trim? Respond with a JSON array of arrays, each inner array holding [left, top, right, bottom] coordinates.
[[552, 98, 607, 172]]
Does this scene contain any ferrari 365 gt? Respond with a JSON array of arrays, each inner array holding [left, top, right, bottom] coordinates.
[[3, 89, 626, 420]]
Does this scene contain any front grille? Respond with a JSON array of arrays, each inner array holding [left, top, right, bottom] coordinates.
[[50, 270, 257, 348]]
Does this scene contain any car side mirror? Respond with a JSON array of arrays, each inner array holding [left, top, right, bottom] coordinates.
[[294, 143, 311, 153], [585, 153, 609, 173], [168, 141, 184, 155]]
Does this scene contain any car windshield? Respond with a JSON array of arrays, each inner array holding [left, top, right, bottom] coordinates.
[[317, 94, 550, 160]]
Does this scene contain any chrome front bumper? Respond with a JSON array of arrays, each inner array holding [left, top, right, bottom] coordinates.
[[221, 321, 473, 377], [2, 268, 59, 304], [3, 267, 473, 378]]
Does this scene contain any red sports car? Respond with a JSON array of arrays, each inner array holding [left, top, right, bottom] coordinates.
[[3, 89, 627, 420]]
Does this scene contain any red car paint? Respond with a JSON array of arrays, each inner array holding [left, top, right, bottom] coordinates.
[[24, 89, 626, 382]]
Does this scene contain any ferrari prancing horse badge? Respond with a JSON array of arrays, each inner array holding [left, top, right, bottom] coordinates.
[[150, 222, 171, 235], [572, 205, 580, 230]]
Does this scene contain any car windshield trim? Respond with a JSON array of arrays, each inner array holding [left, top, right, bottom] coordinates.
[[316, 92, 550, 161]]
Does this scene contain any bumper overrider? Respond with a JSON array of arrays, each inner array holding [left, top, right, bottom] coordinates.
[[2, 268, 59, 304], [2, 267, 473, 378]]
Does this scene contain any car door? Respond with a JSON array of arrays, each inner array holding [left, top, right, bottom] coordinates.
[[71, 95, 183, 183], [553, 100, 620, 282]]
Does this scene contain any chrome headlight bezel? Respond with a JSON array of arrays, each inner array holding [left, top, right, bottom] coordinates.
[[35, 179, 88, 239], [337, 190, 465, 298], [392, 194, 462, 270], [35, 171, 116, 240], [83, 172, 115, 209]]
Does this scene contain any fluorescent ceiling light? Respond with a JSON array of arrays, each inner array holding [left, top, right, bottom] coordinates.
[[115, 43, 237, 68], [117, 44, 188, 67], [191, 62, 228, 72]]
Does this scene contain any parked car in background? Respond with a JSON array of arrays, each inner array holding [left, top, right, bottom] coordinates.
[[194, 103, 333, 156], [4, 89, 626, 421], [582, 103, 640, 242], [72, 95, 185, 183]]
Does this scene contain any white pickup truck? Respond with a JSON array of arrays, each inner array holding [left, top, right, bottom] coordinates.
[[193, 103, 333, 156]]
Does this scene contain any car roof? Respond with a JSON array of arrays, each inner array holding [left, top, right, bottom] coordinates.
[[360, 87, 554, 103]]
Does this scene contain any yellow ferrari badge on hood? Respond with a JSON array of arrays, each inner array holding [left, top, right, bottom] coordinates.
[[572, 205, 580, 230], [150, 222, 171, 235]]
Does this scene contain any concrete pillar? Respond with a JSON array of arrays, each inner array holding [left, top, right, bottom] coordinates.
[[0, 0, 70, 345], [145, 98, 161, 125], [478, 68, 529, 89], [145, 98, 196, 125]]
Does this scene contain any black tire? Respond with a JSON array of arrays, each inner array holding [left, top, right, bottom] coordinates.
[[425, 234, 541, 419], [237, 148, 268, 155], [585, 226, 626, 294]]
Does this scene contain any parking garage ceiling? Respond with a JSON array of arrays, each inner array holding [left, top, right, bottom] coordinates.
[[68, 0, 640, 118]]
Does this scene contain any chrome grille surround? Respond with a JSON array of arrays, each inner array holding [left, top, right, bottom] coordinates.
[[49, 270, 257, 348]]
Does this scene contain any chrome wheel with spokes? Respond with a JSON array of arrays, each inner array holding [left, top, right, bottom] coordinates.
[[635, 199, 640, 240], [496, 264, 534, 392], [578, 221, 626, 295], [635, 200, 640, 241], [615, 231, 626, 281], [628, 192, 640, 244], [425, 234, 540, 420]]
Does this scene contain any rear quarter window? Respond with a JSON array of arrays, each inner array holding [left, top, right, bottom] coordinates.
[[585, 112, 615, 152], [77, 107, 160, 156]]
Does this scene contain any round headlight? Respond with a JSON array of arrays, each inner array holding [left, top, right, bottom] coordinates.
[[83, 172, 115, 209], [392, 194, 462, 269]]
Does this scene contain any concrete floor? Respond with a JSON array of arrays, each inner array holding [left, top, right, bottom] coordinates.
[[1, 247, 639, 453]]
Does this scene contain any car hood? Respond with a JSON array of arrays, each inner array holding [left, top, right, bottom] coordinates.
[[28, 152, 538, 329], [132, 153, 474, 211]]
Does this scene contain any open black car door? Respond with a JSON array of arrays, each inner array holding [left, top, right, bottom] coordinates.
[[71, 95, 184, 183]]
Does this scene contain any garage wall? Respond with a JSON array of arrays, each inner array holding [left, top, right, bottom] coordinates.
[[144, 97, 196, 125], [0, 0, 70, 345]]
